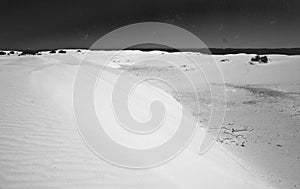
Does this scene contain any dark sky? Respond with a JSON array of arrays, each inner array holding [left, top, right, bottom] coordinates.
[[0, 0, 300, 50]]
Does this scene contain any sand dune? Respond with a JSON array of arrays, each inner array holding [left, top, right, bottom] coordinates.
[[0, 51, 283, 188], [120, 52, 300, 189]]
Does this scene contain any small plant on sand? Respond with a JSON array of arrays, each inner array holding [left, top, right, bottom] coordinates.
[[251, 55, 261, 62], [58, 50, 67, 54], [260, 56, 268, 63], [19, 50, 40, 56], [220, 59, 229, 62], [250, 55, 269, 64]]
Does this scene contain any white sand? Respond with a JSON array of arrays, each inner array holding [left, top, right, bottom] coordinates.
[[0, 50, 286, 188], [119, 51, 300, 189]]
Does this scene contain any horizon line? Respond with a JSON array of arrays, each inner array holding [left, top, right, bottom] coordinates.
[[2, 47, 300, 55]]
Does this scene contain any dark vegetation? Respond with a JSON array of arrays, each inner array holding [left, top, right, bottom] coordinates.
[[19, 50, 41, 56], [3, 48, 300, 55], [58, 50, 66, 54], [49, 50, 56, 54], [0, 51, 6, 55], [220, 59, 229, 62], [125, 43, 179, 52], [9, 51, 14, 55], [207, 48, 300, 55], [121, 45, 300, 55], [250, 55, 269, 63]]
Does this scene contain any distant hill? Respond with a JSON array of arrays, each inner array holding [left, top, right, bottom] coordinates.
[[2, 47, 300, 55], [122, 44, 300, 55], [125, 47, 300, 55], [206, 48, 300, 55]]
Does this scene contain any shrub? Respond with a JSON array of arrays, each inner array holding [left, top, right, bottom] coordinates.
[[251, 55, 260, 62], [58, 50, 67, 54], [0, 51, 6, 55], [220, 59, 229, 62], [250, 55, 269, 64], [260, 56, 269, 63], [9, 51, 14, 54], [49, 50, 56, 54], [19, 50, 40, 56]]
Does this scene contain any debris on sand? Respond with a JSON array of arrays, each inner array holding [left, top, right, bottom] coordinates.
[[217, 125, 253, 146]]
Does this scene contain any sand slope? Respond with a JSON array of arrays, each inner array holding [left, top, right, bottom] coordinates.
[[0, 51, 274, 188], [120, 52, 300, 189]]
